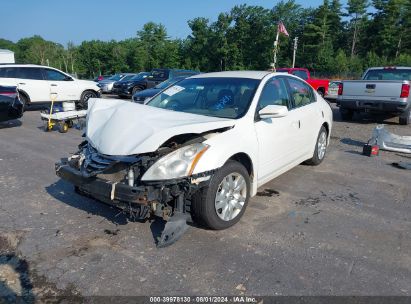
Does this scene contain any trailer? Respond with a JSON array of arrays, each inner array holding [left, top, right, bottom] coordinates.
[[0, 49, 15, 64], [40, 109, 87, 133]]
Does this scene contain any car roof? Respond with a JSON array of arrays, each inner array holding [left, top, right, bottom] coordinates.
[[0, 63, 59, 69], [189, 71, 275, 80]]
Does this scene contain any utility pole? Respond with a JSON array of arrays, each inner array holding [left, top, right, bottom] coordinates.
[[292, 37, 298, 68]]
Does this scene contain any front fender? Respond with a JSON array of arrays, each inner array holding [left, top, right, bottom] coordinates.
[[192, 121, 259, 196]]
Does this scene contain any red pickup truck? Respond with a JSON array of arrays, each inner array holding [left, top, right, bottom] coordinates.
[[277, 68, 330, 97]]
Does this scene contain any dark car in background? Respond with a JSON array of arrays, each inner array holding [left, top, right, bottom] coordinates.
[[132, 74, 199, 104], [0, 85, 24, 123], [115, 69, 199, 98], [98, 73, 136, 93], [112, 72, 149, 97], [93, 75, 112, 82]]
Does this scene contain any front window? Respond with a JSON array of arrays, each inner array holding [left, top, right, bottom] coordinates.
[[257, 78, 291, 111], [363, 69, 411, 80], [44, 69, 67, 81], [146, 77, 260, 119]]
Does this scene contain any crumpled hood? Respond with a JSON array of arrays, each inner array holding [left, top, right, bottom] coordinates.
[[86, 98, 235, 155]]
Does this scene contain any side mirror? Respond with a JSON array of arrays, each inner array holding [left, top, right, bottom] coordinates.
[[258, 105, 288, 119], [64, 76, 73, 81]]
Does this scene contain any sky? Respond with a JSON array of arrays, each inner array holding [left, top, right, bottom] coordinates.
[[1, 0, 331, 46]]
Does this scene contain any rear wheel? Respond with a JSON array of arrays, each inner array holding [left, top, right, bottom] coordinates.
[[191, 160, 250, 230], [399, 109, 410, 125], [58, 122, 68, 133], [306, 126, 328, 166], [317, 88, 325, 97], [340, 108, 354, 121]]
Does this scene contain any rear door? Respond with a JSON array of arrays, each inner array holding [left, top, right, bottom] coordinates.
[[15, 67, 49, 102], [286, 77, 322, 157]]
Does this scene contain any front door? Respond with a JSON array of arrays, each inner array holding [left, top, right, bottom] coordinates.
[[254, 77, 302, 183]]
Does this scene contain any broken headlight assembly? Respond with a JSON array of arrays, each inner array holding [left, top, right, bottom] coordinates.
[[141, 143, 209, 181]]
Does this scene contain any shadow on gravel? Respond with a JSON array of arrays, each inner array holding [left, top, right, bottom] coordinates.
[[46, 179, 131, 226], [45, 180, 173, 246], [0, 119, 22, 130], [0, 254, 34, 303], [331, 107, 399, 125], [340, 138, 365, 147]]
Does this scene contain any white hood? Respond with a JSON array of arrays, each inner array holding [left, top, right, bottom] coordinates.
[[86, 98, 235, 155]]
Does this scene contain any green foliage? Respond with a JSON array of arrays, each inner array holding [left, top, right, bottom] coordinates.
[[1, 1, 410, 79]]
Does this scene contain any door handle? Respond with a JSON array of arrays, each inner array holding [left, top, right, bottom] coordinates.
[[51, 84, 57, 87], [18, 82, 26, 85], [292, 120, 301, 129]]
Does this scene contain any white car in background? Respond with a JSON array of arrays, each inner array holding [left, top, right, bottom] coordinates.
[[0, 64, 101, 109], [55, 71, 332, 247]]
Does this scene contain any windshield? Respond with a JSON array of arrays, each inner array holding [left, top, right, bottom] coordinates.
[[121, 74, 135, 82], [155, 77, 184, 89], [109, 74, 122, 81], [130, 73, 149, 81], [364, 69, 411, 80], [146, 77, 260, 119]]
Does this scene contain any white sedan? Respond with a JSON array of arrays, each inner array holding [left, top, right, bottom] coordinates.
[[55, 71, 332, 247]]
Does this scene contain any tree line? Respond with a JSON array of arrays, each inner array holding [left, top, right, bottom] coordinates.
[[1, 0, 410, 79]]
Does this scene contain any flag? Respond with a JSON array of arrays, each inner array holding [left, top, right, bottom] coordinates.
[[278, 21, 289, 37]]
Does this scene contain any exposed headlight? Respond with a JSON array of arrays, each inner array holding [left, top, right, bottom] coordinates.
[[141, 143, 209, 181]]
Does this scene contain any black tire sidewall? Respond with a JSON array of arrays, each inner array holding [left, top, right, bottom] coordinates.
[[80, 90, 97, 109], [194, 160, 250, 230], [132, 87, 141, 96], [399, 109, 410, 125]]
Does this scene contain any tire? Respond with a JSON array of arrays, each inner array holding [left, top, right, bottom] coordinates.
[[58, 122, 68, 133], [399, 109, 410, 125], [305, 126, 328, 166], [340, 108, 354, 121], [79, 90, 97, 109], [191, 160, 250, 230], [19, 93, 28, 112], [132, 86, 142, 97], [317, 89, 325, 98]]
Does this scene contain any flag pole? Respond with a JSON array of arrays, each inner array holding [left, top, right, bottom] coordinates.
[[272, 25, 280, 72]]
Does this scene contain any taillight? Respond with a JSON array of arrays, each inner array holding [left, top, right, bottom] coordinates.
[[400, 84, 410, 98], [338, 83, 343, 95], [0, 91, 17, 98]]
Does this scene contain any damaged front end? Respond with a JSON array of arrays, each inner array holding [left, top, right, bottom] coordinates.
[[55, 140, 214, 247]]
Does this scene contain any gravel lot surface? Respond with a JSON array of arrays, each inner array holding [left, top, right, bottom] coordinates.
[[0, 101, 410, 299]]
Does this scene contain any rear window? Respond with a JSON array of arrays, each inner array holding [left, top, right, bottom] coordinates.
[[0, 67, 18, 78], [364, 69, 411, 81], [17, 67, 44, 80]]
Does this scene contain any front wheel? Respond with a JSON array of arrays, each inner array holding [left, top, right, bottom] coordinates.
[[191, 160, 250, 230], [306, 126, 328, 166], [132, 86, 142, 97], [79, 90, 97, 109]]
